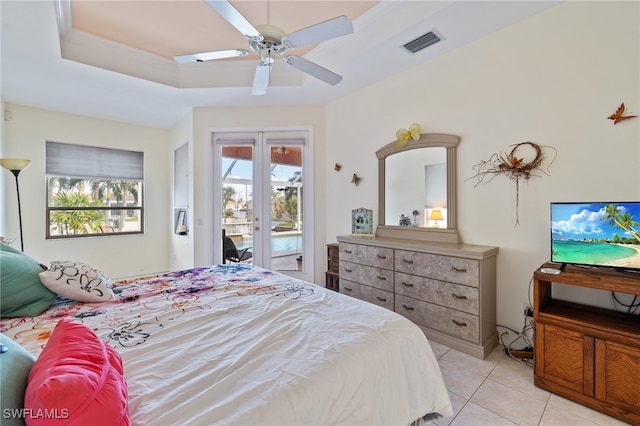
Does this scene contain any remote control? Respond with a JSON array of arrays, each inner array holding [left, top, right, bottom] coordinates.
[[540, 267, 561, 275]]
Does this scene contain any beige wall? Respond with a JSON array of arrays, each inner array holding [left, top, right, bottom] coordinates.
[[1, 104, 171, 279], [325, 1, 640, 331]]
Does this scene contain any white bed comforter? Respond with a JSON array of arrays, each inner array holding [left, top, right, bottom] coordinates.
[[2, 264, 452, 425]]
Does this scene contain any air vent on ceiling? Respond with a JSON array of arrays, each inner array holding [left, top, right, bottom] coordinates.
[[402, 30, 442, 54]]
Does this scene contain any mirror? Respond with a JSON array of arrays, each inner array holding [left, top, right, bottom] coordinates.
[[376, 133, 460, 244]]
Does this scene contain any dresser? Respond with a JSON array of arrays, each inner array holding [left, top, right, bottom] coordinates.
[[337, 234, 498, 359]]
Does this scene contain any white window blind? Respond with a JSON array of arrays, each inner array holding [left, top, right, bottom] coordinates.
[[46, 141, 143, 180]]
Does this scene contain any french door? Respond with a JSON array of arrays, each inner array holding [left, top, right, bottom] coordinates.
[[212, 129, 312, 280]]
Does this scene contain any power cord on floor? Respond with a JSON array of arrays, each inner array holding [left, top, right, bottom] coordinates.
[[497, 314, 535, 367]]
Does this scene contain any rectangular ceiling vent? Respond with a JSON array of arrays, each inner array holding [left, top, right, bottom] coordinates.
[[402, 30, 442, 54]]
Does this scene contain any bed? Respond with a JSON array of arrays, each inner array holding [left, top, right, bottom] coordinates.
[[1, 245, 452, 425]]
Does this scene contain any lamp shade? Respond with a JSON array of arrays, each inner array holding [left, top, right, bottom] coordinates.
[[429, 209, 444, 221], [0, 159, 30, 171]]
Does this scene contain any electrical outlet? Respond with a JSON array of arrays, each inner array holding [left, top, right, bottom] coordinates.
[[523, 302, 533, 317]]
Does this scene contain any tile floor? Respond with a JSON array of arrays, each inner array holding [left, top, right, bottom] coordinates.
[[425, 341, 630, 426]]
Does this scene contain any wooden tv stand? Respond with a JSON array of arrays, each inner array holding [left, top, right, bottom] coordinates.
[[533, 263, 640, 424]]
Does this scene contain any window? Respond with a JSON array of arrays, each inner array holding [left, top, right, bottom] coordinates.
[[46, 141, 144, 238]]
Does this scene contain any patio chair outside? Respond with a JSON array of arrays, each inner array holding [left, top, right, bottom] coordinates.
[[99, 225, 115, 233], [223, 235, 252, 263]]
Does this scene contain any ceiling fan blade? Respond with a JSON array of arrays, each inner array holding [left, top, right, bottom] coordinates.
[[204, 0, 262, 41], [282, 16, 353, 49], [285, 56, 342, 85], [251, 62, 271, 96], [173, 49, 249, 64]]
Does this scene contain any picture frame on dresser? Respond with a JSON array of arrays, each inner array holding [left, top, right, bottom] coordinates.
[[351, 208, 373, 235]]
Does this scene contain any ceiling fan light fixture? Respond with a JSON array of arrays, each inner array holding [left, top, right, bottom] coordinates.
[[260, 49, 275, 64]]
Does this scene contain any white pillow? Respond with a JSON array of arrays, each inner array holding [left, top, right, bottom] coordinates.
[[39, 261, 115, 303]]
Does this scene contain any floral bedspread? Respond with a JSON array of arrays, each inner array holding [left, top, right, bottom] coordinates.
[[1, 264, 452, 425], [1, 263, 312, 355]]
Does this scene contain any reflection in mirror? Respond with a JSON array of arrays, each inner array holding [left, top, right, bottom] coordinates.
[[376, 133, 460, 244], [385, 148, 446, 228]]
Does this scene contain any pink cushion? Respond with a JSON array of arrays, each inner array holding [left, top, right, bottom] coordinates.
[[25, 320, 130, 425]]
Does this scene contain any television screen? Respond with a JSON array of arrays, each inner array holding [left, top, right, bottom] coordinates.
[[551, 202, 640, 271]]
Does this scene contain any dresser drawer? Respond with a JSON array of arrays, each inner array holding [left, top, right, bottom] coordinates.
[[395, 272, 478, 315], [395, 250, 479, 287], [340, 260, 394, 292], [340, 279, 394, 311], [340, 243, 394, 269], [395, 294, 479, 343]]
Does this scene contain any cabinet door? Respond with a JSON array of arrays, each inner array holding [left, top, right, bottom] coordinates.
[[595, 339, 640, 409], [538, 322, 594, 396]]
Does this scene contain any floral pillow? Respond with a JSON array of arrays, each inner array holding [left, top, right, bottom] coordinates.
[[38, 261, 115, 303]]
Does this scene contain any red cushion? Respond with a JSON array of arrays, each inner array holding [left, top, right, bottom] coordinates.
[[25, 320, 130, 425]]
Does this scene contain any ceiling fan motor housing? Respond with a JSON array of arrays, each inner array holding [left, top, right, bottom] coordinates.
[[250, 24, 288, 58]]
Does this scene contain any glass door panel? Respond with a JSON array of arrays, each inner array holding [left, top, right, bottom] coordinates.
[[269, 145, 303, 272], [221, 145, 254, 265]]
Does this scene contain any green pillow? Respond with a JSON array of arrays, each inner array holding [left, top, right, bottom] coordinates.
[[0, 333, 36, 426], [0, 244, 56, 317]]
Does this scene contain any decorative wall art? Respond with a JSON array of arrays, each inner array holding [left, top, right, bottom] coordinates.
[[351, 173, 362, 186], [395, 123, 421, 147], [352, 208, 373, 234], [607, 102, 637, 125], [334, 163, 342, 171], [467, 141, 557, 226]]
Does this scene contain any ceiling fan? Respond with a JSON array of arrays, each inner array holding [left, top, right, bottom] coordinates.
[[174, 0, 354, 95]]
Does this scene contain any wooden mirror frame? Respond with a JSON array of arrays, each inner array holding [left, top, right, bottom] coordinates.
[[375, 133, 461, 244]]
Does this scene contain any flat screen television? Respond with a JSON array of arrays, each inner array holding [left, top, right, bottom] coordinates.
[[551, 202, 640, 271]]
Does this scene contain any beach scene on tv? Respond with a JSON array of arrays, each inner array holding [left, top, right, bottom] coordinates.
[[551, 202, 640, 269]]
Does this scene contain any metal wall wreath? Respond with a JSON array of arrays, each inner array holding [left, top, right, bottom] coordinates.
[[466, 141, 557, 226]]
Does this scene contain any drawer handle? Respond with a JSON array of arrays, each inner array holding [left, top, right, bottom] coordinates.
[[402, 282, 414, 287], [402, 259, 414, 265], [344, 249, 352, 254], [376, 275, 387, 281], [344, 286, 353, 292], [377, 254, 387, 259], [451, 319, 467, 327], [452, 266, 467, 273], [451, 293, 467, 300], [376, 296, 387, 302], [343, 268, 353, 273], [402, 304, 414, 311]]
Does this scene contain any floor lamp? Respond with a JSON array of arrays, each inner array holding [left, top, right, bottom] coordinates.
[[1, 158, 30, 251]]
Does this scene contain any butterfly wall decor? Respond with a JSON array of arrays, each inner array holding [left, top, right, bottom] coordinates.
[[351, 173, 361, 186], [395, 123, 421, 147], [607, 103, 637, 125]]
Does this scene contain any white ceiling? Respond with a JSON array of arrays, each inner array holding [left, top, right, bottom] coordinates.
[[1, 1, 561, 129]]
